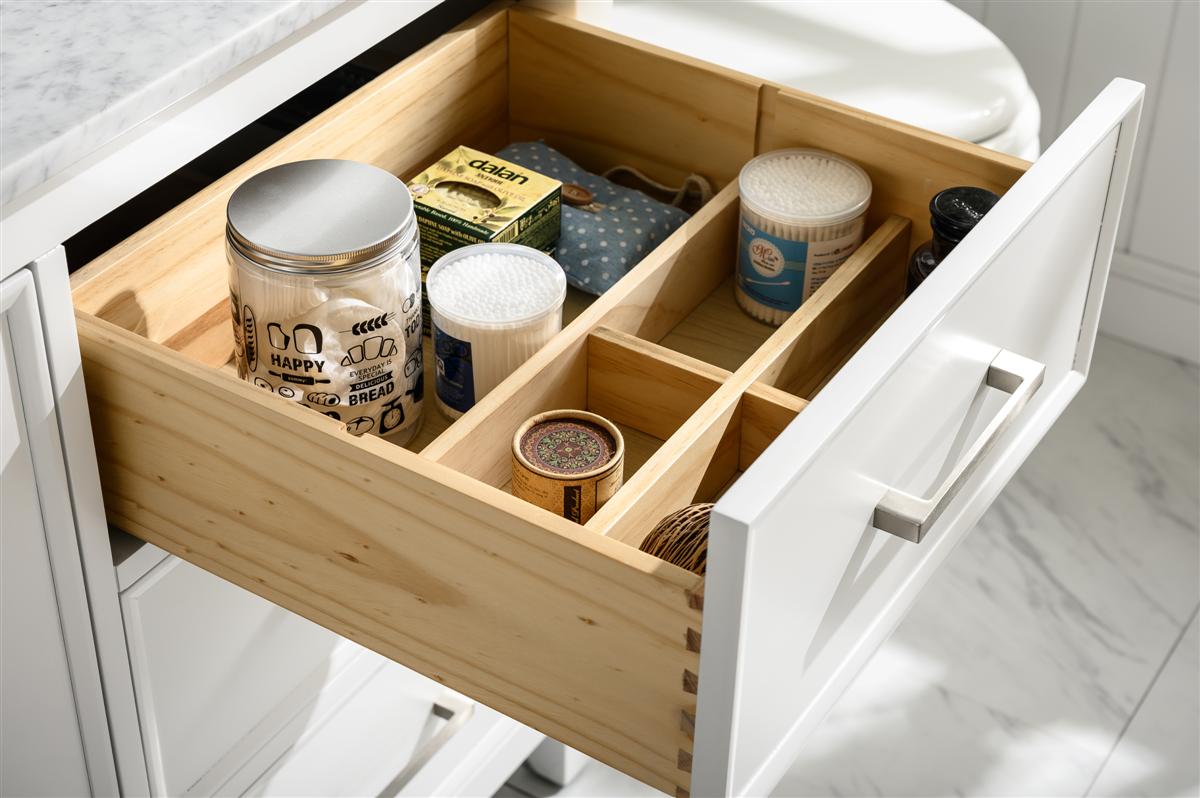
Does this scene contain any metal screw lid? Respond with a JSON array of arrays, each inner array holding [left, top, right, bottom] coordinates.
[[929, 186, 1000, 242], [227, 159, 416, 274]]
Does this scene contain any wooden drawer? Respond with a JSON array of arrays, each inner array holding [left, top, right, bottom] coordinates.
[[69, 7, 1143, 797]]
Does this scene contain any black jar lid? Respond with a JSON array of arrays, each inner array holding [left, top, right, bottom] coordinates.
[[929, 186, 1001, 242]]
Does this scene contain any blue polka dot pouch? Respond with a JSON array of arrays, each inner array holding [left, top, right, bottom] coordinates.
[[497, 142, 692, 296]]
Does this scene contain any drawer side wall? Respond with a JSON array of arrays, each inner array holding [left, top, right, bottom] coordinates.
[[508, 10, 761, 189], [77, 313, 702, 795], [758, 85, 1029, 250]]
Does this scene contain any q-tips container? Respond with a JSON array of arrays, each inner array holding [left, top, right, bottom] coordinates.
[[226, 159, 424, 445], [427, 243, 567, 419], [735, 148, 872, 325]]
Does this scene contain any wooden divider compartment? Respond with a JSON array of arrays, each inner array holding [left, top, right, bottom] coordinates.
[[478, 326, 730, 496], [69, 6, 1027, 795], [589, 328, 812, 510]]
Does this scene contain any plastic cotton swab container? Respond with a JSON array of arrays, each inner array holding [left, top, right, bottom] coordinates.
[[427, 243, 567, 419], [735, 148, 872, 326]]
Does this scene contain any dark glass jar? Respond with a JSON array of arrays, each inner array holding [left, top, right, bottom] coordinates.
[[907, 186, 1001, 294]]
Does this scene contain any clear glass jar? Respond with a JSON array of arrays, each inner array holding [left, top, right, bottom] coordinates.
[[227, 159, 424, 445]]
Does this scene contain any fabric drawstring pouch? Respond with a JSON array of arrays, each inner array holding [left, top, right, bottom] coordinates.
[[497, 142, 709, 295]]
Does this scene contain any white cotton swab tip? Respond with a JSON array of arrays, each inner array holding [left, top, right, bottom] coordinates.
[[426, 243, 567, 419], [735, 149, 873, 326], [739, 148, 872, 227]]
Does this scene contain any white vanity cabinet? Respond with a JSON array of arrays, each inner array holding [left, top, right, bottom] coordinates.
[[697, 82, 1143, 796], [0, 251, 120, 797]]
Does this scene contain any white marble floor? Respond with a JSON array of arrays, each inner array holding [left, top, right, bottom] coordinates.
[[498, 335, 1200, 798]]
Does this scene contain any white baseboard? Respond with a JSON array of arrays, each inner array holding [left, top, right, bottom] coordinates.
[[1101, 251, 1199, 363]]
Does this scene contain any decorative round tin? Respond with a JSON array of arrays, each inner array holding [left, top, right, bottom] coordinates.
[[511, 410, 624, 524]]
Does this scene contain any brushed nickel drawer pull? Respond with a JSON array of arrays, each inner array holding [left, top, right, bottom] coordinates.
[[874, 349, 1046, 543], [375, 695, 474, 798]]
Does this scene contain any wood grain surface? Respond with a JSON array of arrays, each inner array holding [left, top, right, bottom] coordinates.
[[76, 312, 702, 795], [509, 9, 760, 189], [592, 217, 913, 547], [758, 85, 1027, 250]]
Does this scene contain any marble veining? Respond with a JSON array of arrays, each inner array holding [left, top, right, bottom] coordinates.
[[0, 0, 343, 207], [774, 643, 1105, 797], [1089, 613, 1199, 798], [780, 336, 1198, 796]]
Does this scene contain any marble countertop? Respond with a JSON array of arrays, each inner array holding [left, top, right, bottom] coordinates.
[[0, 0, 344, 207]]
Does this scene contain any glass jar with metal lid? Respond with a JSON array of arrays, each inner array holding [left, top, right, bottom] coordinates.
[[227, 159, 424, 445]]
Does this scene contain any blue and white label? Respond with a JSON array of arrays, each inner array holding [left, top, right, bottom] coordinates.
[[736, 215, 864, 312], [434, 324, 475, 413]]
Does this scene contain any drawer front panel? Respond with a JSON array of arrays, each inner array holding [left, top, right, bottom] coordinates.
[[697, 80, 1145, 797]]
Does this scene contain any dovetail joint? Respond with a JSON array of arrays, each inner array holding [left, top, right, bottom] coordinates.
[[680, 709, 696, 740]]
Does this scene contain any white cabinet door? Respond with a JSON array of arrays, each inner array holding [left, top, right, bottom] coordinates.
[[695, 80, 1144, 797], [0, 268, 117, 797], [117, 542, 542, 798], [120, 552, 341, 797]]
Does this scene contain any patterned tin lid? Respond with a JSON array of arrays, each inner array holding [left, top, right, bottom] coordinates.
[[514, 410, 623, 479]]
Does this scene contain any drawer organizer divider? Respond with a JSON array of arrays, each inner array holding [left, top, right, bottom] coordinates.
[[588, 216, 912, 544], [421, 182, 749, 484], [69, 6, 1029, 796]]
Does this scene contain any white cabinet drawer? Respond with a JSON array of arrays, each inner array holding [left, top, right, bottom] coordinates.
[[120, 549, 344, 796], [69, 7, 1142, 797], [118, 543, 541, 797], [699, 83, 1143, 796]]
